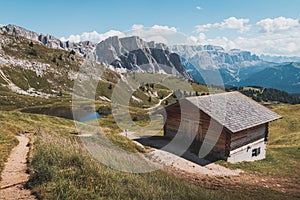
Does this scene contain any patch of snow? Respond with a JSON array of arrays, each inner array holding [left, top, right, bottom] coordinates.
[[78, 133, 93, 137], [68, 71, 78, 80], [113, 66, 127, 74], [0, 55, 50, 77], [131, 95, 142, 102], [152, 91, 158, 98], [99, 96, 111, 102]]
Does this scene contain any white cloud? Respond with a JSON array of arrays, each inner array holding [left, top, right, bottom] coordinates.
[[188, 36, 198, 44], [198, 33, 206, 41], [60, 30, 125, 43], [61, 25, 178, 44], [234, 29, 300, 56], [196, 6, 202, 10], [132, 24, 144, 30], [218, 17, 251, 32], [193, 17, 300, 56], [256, 16, 299, 33], [131, 24, 177, 32], [195, 23, 212, 32], [126, 25, 183, 45], [196, 17, 251, 33], [199, 36, 237, 51], [151, 25, 177, 32]]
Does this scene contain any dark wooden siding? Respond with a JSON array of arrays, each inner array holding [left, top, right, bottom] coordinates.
[[230, 124, 266, 150], [164, 100, 229, 160]]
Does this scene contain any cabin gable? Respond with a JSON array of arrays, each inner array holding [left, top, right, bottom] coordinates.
[[163, 100, 230, 160]]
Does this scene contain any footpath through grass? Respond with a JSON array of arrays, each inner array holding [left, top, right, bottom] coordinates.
[[0, 131, 18, 179]]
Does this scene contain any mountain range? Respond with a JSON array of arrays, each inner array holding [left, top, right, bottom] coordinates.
[[172, 45, 271, 84], [260, 54, 300, 63], [172, 45, 299, 93], [0, 24, 299, 94]]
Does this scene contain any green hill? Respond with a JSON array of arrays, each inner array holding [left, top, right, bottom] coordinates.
[[241, 62, 300, 94]]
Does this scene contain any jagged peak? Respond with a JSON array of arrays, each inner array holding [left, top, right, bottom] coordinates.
[[2, 24, 38, 35], [1, 24, 96, 59]]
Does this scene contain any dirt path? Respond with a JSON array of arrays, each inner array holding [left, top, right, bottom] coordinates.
[[0, 134, 36, 200], [120, 133, 242, 176], [149, 149, 242, 176], [147, 91, 173, 111]]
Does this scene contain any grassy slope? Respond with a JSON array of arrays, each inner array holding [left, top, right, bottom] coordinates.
[[268, 104, 300, 147], [29, 132, 226, 200], [0, 111, 228, 200], [1, 66, 52, 92], [0, 110, 75, 180], [0, 33, 82, 93], [0, 90, 73, 111]]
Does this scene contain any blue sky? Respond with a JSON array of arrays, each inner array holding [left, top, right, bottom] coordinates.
[[1, 0, 300, 56]]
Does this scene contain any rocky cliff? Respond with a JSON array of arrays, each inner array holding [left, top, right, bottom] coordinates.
[[1, 24, 95, 60], [172, 44, 270, 85], [95, 36, 192, 80], [172, 45, 260, 69]]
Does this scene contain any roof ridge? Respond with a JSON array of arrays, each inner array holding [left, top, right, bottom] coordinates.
[[185, 91, 282, 133], [186, 91, 240, 100]]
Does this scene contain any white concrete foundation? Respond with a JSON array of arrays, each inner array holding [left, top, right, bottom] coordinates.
[[227, 138, 266, 163]]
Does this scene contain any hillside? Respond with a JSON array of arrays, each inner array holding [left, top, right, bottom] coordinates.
[[226, 86, 300, 104], [240, 62, 300, 94]]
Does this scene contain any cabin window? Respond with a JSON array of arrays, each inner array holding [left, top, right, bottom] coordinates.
[[252, 147, 261, 157]]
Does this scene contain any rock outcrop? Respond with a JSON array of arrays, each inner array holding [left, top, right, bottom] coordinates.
[[1, 24, 95, 59], [95, 36, 192, 80], [172, 44, 269, 85], [172, 45, 260, 70]]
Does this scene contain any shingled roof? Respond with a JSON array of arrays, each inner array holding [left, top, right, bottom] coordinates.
[[186, 91, 282, 133]]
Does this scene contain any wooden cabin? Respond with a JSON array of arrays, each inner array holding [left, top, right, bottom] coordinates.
[[157, 91, 281, 163]]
